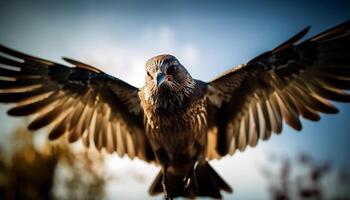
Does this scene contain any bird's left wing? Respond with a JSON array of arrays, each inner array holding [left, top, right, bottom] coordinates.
[[206, 20, 350, 159], [0, 45, 155, 162]]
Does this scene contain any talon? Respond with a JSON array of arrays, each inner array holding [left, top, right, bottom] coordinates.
[[183, 177, 191, 189], [193, 162, 199, 191], [183, 161, 199, 190]]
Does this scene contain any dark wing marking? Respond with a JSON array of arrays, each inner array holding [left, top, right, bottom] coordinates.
[[0, 45, 155, 162], [206, 20, 350, 159]]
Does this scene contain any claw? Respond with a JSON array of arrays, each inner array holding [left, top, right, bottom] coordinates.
[[193, 162, 199, 191], [183, 176, 191, 189], [183, 162, 199, 191]]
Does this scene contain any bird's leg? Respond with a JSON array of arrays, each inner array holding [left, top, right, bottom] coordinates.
[[162, 167, 172, 200], [192, 161, 199, 191], [183, 161, 199, 191]]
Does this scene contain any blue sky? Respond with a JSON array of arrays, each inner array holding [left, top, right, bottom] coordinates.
[[1, 0, 350, 199]]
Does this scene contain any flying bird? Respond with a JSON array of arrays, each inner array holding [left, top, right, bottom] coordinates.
[[0, 20, 350, 199]]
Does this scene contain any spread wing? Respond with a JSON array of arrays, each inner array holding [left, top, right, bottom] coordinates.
[[206, 20, 350, 159], [0, 45, 155, 162]]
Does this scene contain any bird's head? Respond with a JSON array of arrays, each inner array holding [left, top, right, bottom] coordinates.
[[144, 55, 195, 109]]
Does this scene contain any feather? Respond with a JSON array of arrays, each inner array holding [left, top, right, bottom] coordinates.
[[206, 19, 350, 161], [0, 44, 52, 65], [270, 93, 283, 133], [306, 80, 350, 102], [0, 43, 149, 162], [116, 122, 126, 156], [48, 109, 73, 140], [70, 101, 86, 128], [275, 91, 302, 131], [106, 123, 115, 153], [248, 106, 258, 147], [315, 67, 350, 79], [63, 57, 101, 73], [313, 74, 350, 89], [28, 97, 75, 130], [237, 118, 247, 151], [111, 122, 119, 152], [0, 78, 44, 90], [291, 83, 339, 114], [7, 92, 62, 116], [256, 101, 267, 140], [309, 20, 350, 43], [228, 136, 236, 155], [265, 99, 280, 133], [273, 26, 310, 53], [126, 133, 136, 158], [82, 130, 90, 147], [285, 87, 320, 121], [260, 99, 273, 139], [0, 87, 50, 103], [73, 104, 91, 138], [67, 102, 85, 143], [0, 66, 23, 77], [94, 112, 104, 151]]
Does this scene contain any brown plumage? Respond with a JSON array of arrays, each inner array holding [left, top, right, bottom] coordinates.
[[1, 20, 350, 199]]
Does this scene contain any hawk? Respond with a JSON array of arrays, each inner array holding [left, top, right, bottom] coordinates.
[[0, 20, 350, 199]]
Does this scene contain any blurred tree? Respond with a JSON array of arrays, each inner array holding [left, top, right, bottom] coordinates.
[[0, 127, 107, 200], [260, 153, 350, 200]]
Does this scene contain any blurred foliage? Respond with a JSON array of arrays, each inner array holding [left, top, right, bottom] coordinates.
[[260, 153, 350, 200], [5, 126, 349, 200], [0, 127, 107, 200]]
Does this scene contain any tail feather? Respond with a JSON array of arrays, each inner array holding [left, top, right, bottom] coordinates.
[[149, 162, 233, 198], [148, 171, 163, 195], [197, 163, 233, 197]]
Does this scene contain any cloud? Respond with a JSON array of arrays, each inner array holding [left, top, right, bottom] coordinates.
[[73, 25, 199, 87], [182, 44, 199, 67]]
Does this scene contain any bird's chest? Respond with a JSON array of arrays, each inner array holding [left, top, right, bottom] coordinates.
[[144, 98, 207, 152], [145, 98, 207, 132]]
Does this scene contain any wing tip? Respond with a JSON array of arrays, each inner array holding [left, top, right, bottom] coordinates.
[[62, 57, 102, 73], [273, 25, 311, 53]]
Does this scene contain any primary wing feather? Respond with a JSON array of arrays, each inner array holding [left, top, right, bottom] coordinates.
[[206, 20, 350, 159], [0, 45, 155, 162]]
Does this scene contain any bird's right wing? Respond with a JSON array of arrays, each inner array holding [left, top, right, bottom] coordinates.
[[206, 20, 350, 159], [0, 45, 155, 162]]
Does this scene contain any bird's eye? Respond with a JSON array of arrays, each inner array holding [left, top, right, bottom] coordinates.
[[166, 65, 176, 75]]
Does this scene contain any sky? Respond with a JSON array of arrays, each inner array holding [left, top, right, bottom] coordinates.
[[1, 0, 350, 199]]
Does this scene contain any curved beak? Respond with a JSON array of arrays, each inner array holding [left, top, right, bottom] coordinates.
[[155, 72, 166, 87]]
